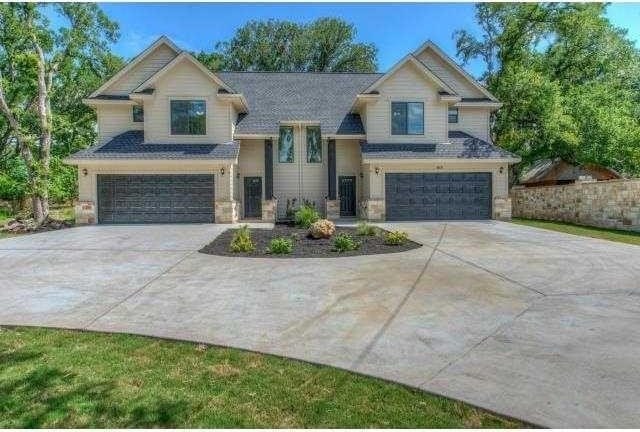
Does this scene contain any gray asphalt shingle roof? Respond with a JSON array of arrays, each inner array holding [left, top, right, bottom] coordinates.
[[69, 130, 239, 160], [215, 72, 383, 135], [361, 131, 518, 160]]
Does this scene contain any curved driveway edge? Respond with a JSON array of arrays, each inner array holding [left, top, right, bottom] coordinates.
[[1, 221, 639, 428]]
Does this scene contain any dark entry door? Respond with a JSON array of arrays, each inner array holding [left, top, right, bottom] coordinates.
[[385, 172, 492, 221], [97, 174, 214, 224], [339, 176, 356, 217], [244, 176, 262, 218]]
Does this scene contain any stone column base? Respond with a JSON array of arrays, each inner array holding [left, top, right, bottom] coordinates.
[[493, 196, 512, 221], [360, 199, 385, 221], [261, 199, 277, 222], [214, 200, 239, 223], [75, 200, 96, 224], [325, 199, 340, 220]]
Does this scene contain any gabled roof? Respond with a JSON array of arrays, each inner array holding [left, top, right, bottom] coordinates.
[[216, 72, 382, 135], [89, 36, 180, 98], [133, 51, 235, 94], [361, 54, 457, 95], [412, 40, 498, 102], [361, 131, 520, 162], [519, 159, 621, 185], [66, 130, 239, 161]]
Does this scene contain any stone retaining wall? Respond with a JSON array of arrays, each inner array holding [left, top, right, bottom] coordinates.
[[511, 179, 640, 231]]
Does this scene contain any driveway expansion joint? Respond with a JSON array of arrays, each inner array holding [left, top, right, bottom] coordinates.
[[82, 250, 196, 329], [350, 224, 447, 369]]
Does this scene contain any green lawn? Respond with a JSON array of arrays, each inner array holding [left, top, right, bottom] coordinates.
[[512, 218, 640, 246], [0, 327, 524, 428]]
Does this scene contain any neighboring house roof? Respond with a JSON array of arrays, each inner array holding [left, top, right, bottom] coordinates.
[[519, 159, 621, 185], [216, 72, 383, 135], [67, 131, 239, 161], [361, 131, 519, 161]]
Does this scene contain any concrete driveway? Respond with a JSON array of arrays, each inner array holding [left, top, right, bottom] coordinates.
[[1, 221, 639, 427]]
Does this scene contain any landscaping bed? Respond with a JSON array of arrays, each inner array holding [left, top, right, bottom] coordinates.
[[200, 223, 421, 258]]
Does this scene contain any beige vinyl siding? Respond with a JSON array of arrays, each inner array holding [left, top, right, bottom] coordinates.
[[336, 139, 362, 202], [415, 48, 486, 99], [365, 62, 447, 143], [273, 125, 328, 217], [238, 139, 265, 217], [96, 105, 143, 144], [363, 160, 509, 202], [104, 44, 178, 95], [454, 107, 491, 142], [144, 59, 231, 144]]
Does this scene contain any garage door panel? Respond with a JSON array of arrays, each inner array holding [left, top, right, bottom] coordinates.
[[385, 172, 491, 221], [97, 174, 214, 224]]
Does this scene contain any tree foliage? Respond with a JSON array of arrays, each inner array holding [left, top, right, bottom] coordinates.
[[455, 3, 640, 177], [196, 17, 377, 72], [0, 3, 122, 220]]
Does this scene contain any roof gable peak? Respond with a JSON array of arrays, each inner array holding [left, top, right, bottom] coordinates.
[[89, 35, 181, 98]]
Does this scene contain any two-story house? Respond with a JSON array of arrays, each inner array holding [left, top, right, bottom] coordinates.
[[66, 36, 520, 224]]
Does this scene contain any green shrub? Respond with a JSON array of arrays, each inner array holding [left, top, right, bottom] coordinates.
[[356, 221, 378, 236], [384, 230, 409, 246], [294, 204, 319, 228], [332, 233, 360, 252], [267, 237, 293, 254], [229, 225, 255, 253]]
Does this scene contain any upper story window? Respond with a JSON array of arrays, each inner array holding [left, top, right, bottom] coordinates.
[[306, 126, 322, 163], [170, 100, 206, 135], [278, 126, 294, 163], [391, 102, 424, 135], [132, 106, 144, 123], [448, 107, 459, 123]]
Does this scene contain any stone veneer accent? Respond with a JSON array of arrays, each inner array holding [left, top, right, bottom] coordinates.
[[512, 179, 640, 231], [261, 199, 277, 222], [360, 199, 385, 221], [325, 199, 340, 220], [214, 200, 239, 223], [493, 197, 512, 221], [74, 200, 96, 224]]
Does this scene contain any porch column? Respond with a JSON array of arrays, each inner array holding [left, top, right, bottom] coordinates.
[[325, 138, 340, 219], [262, 138, 277, 222]]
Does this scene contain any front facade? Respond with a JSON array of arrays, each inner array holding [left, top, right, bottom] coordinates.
[[67, 36, 520, 224]]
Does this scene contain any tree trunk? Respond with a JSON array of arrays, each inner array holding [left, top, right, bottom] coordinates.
[[32, 38, 52, 224]]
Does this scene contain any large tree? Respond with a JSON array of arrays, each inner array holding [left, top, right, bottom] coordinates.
[[0, 3, 121, 222], [454, 3, 640, 177], [196, 17, 377, 72]]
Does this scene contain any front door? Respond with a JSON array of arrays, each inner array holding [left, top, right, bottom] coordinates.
[[244, 177, 262, 218], [339, 176, 356, 217]]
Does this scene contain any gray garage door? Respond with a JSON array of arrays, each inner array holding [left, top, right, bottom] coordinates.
[[385, 172, 492, 221], [97, 174, 214, 224]]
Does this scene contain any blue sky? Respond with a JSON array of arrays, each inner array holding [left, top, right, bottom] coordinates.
[[95, 2, 640, 78]]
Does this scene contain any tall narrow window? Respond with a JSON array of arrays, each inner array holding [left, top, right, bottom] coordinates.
[[132, 106, 144, 122], [278, 126, 294, 163], [391, 102, 424, 135], [306, 126, 322, 163], [170, 100, 206, 135], [448, 107, 459, 123]]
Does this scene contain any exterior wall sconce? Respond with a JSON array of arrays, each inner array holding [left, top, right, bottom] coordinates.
[[436, 165, 444, 170], [359, 172, 364, 179], [375, 167, 380, 175], [82, 168, 88, 177], [499, 166, 504, 174], [220, 167, 225, 176], [236, 171, 240, 179]]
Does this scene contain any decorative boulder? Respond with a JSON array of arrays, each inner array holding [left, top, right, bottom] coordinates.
[[309, 219, 336, 239]]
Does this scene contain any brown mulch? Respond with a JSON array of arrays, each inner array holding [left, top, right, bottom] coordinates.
[[199, 224, 422, 258], [1, 217, 74, 234]]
